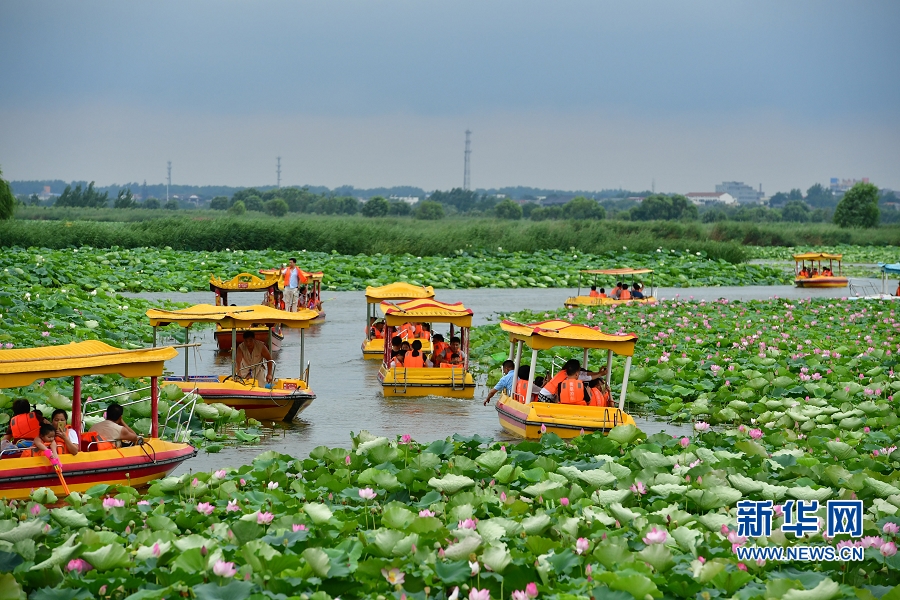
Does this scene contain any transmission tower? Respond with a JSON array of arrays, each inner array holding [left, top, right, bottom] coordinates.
[[277, 157, 282, 188], [463, 130, 471, 191], [166, 161, 172, 201]]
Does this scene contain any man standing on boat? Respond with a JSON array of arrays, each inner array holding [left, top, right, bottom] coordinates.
[[282, 258, 307, 312]]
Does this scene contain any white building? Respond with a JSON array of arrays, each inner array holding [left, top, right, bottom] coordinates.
[[715, 181, 763, 204], [685, 192, 737, 206]]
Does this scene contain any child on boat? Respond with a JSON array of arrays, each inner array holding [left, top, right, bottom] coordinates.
[[589, 285, 600, 298], [31, 424, 61, 461]]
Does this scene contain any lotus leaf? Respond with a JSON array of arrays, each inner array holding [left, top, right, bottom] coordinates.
[[727, 474, 764, 494], [608, 502, 641, 523], [50, 508, 88, 529], [481, 543, 512, 573], [787, 486, 832, 502], [633, 449, 675, 468], [475, 519, 507, 543], [781, 578, 841, 600], [135, 540, 172, 560], [865, 477, 900, 498], [607, 423, 640, 444], [521, 513, 552, 534], [29, 534, 79, 571], [697, 513, 733, 532], [759, 482, 789, 500], [356, 436, 389, 454], [591, 489, 632, 504], [301, 547, 331, 578], [824, 440, 856, 460], [302, 503, 334, 524], [0, 519, 45, 544], [474, 449, 507, 472], [650, 484, 688, 498], [82, 544, 131, 571], [686, 487, 742, 510], [443, 532, 483, 560], [522, 479, 565, 498], [638, 542, 674, 572], [428, 474, 475, 494], [557, 465, 617, 487]]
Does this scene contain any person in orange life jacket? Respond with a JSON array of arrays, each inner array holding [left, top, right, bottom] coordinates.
[[630, 283, 644, 299], [7, 399, 43, 447], [89, 402, 139, 447], [389, 335, 403, 360], [619, 284, 632, 300], [538, 360, 607, 403], [430, 334, 448, 366], [597, 288, 607, 298], [404, 340, 426, 368], [558, 364, 591, 405], [390, 349, 407, 368], [437, 336, 462, 363], [513, 364, 537, 403], [483, 360, 515, 405], [798, 267, 809, 278], [282, 258, 307, 313], [369, 321, 385, 339], [441, 352, 463, 367], [587, 378, 611, 407], [610, 283, 621, 299], [896, 281, 900, 297], [32, 424, 61, 461], [589, 285, 601, 298], [418, 323, 431, 339], [51, 409, 80, 455]]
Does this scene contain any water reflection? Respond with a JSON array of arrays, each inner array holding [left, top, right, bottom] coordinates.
[[127, 283, 867, 475]]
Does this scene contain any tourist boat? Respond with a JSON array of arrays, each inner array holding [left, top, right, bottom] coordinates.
[[146, 304, 318, 421], [494, 319, 637, 439], [377, 298, 475, 398], [362, 282, 435, 360], [0, 341, 197, 500], [793, 253, 848, 288], [259, 267, 326, 324], [849, 262, 900, 300], [564, 268, 657, 308], [210, 271, 285, 351]]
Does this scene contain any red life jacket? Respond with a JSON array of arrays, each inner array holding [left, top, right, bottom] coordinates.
[[514, 378, 530, 403], [588, 387, 610, 407], [404, 352, 425, 368], [80, 431, 115, 452], [282, 266, 308, 287], [559, 379, 586, 405], [589, 291, 600, 297], [543, 370, 568, 395], [55, 426, 76, 454], [620, 289, 632, 300], [10, 413, 41, 441]]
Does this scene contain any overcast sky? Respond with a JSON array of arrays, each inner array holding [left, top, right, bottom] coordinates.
[[1, 1, 898, 193]]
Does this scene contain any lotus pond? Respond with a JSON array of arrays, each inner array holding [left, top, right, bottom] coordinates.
[[0, 247, 787, 293], [3, 425, 900, 600]]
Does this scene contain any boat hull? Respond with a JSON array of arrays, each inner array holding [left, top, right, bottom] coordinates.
[[378, 365, 475, 398], [495, 393, 635, 439], [0, 440, 196, 500], [564, 295, 657, 308], [215, 326, 284, 352], [794, 277, 848, 288], [361, 338, 432, 360], [166, 377, 315, 421]]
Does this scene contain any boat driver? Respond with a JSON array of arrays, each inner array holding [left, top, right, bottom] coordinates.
[[236, 331, 274, 386]]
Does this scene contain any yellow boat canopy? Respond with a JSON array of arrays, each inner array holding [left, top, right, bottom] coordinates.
[[580, 268, 653, 276], [146, 304, 319, 329], [793, 253, 842, 261], [500, 319, 638, 356], [0, 341, 178, 389], [380, 298, 473, 327], [366, 282, 435, 304], [258, 268, 325, 284], [210, 272, 280, 292]]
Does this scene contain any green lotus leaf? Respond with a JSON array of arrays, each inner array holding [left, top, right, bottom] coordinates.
[[474, 449, 507, 472], [696, 513, 733, 532], [607, 423, 641, 444], [30, 533, 79, 571], [50, 507, 89, 528], [824, 441, 856, 460], [82, 544, 131, 571], [30, 487, 57, 504], [608, 502, 641, 523], [481, 543, 512, 573], [522, 479, 565, 498], [782, 578, 841, 600], [865, 477, 900, 498], [475, 519, 507, 543], [443, 532, 483, 560], [727, 474, 764, 494], [787, 486, 832, 502], [521, 513, 552, 535], [493, 464, 521, 484], [302, 502, 334, 524], [685, 487, 742, 510], [632, 449, 674, 468], [301, 547, 331, 578], [638, 542, 674, 572], [428, 474, 475, 494], [649, 484, 688, 498], [759, 482, 789, 500], [135, 540, 172, 561], [591, 489, 632, 504], [671, 526, 702, 555], [557, 465, 617, 487], [381, 504, 416, 530], [0, 519, 46, 543]]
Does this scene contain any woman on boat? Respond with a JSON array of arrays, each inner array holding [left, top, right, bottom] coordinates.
[[404, 340, 426, 368], [587, 378, 611, 407], [51, 409, 80, 455]]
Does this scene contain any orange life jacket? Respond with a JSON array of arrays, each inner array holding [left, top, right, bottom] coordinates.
[[282, 266, 307, 287], [620, 289, 632, 300], [514, 378, 530, 403], [370, 327, 384, 339], [54, 426, 75, 454], [598, 293, 607, 298], [398, 323, 415, 340], [559, 379, 586, 405], [80, 431, 115, 452], [589, 291, 600, 298], [543, 370, 568, 395], [441, 362, 462, 368], [404, 352, 425, 368], [588, 387, 610, 407], [10, 413, 41, 441], [432, 342, 448, 358]]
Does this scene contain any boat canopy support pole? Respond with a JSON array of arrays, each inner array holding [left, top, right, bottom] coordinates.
[[527, 347, 539, 403], [231, 328, 237, 377], [267, 327, 273, 353], [184, 325, 190, 379], [72, 375, 82, 434], [150, 376, 159, 438], [152, 326, 157, 348], [508, 341, 515, 360], [511, 340, 523, 397], [619, 355, 632, 410], [605, 350, 613, 384], [583, 348, 589, 370], [300, 329, 306, 381]]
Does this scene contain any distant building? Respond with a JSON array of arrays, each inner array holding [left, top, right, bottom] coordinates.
[[389, 195, 420, 204], [685, 192, 737, 206], [715, 181, 763, 204], [830, 177, 869, 195]]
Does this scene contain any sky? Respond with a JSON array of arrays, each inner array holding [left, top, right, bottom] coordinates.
[[1, 1, 898, 194]]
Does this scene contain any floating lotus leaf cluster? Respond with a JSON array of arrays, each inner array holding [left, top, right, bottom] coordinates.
[[2, 427, 900, 599]]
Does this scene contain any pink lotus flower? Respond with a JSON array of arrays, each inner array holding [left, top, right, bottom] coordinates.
[[381, 567, 405, 585], [30, 504, 41, 516], [540, 424, 547, 434], [500, 491, 507, 502], [560, 497, 569, 506], [419, 509, 436, 517], [226, 500, 240, 512], [67, 558, 92, 573], [469, 589, 490, 600], [883, 522, 900, 535], [292, 523, 308, 532], [680, 437, 690, 448], [240, 478, 246, 486], [256, 511, 274, 525], [749, 429, 763, 440], [401, 434, 412, 444], [458, 518, 478, 530], [213, 469, 227, 479], [860, 536, 885, 549], [525, 582, 538, 598], [196, 502, 214, 516], [359, 487, 377, 500], [512, 592, 529, 600], [137, 500, 150, 506], [737, 562, 748, 571], [881, 541, 898, 557], [213, 560, 237, 577], [469, 560, 480, 576], [151, 542, 162, 557], [694, 421, 710, 432], [345, 455, 351, 465], [630, 481, 647, 495], [267, 481, 279, 490], [643, 527, 667, 545], [102, 497, 125, 509], [575, 537, 590, 555]]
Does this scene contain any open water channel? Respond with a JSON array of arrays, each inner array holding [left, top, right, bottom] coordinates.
[[128, 282, 868, 476]]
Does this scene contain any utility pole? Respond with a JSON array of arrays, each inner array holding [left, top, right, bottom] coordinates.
[[463, 130, 471, 191], [166, 161, 172, 201], [652, 178, 656, 194], [277, 157, 282, 188]]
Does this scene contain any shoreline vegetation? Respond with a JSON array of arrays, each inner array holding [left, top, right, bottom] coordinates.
[[3, 213, 900, 257]]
